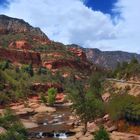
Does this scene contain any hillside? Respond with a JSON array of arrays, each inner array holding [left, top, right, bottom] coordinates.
[[0, 15, 92, 76], [85, 48, 140, 69]]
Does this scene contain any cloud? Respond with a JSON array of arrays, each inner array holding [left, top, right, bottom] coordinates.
[[0, 0, 140, 53]]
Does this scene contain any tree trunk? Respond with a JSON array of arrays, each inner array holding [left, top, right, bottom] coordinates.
[[83, 122, 87, 135]]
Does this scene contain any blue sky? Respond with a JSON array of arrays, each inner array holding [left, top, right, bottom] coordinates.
[[0, 0, 9, 8], [0, 0, 140, 53], [84, 0, 117, 15]]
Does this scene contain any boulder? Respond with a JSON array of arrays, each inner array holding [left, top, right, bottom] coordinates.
[[34, 105, 56, 113], [21, 119, 38, 129], [111, 131, 140, 140], [107, 125, 118, 132]]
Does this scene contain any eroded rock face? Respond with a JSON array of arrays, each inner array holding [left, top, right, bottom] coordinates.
[[68, 47, 87, 61], [9, 40, 32, 50], [86, 48, 140, 69], [0, 48, 41, 66], [32, 83, 63, 93], [0, 15, 47, 39], [43, 59, 90, 70]]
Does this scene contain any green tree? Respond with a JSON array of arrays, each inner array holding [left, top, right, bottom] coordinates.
[[89, 72, 103, 99], [47, 88, 57, 106], [69, 81, 104, 134], [106, 94, 136, 121]]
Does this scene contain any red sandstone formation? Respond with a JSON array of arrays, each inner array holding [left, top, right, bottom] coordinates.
[[9, 40, 32, 50], [0, 47, 41, 66], [43, 59, 90, 70], [68, 47, 87, 61], [32, 83, 63, 93]]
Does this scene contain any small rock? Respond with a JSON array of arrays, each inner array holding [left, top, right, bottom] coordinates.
[[0, 127, 6, 134], [34, 105, 56, 113], [107, 125, 118, 132]]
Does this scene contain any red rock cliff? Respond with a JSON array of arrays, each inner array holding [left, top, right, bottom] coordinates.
[[0, 48, 41, 66]]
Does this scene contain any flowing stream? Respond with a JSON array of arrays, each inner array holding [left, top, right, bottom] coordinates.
[[26, 104, 75, 140]]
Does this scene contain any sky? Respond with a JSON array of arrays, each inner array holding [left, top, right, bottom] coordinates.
[[0, 0, 140, 53]]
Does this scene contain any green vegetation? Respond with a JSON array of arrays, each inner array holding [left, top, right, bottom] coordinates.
[[67, 77, 104, 134], [0, 60, 10, 70], [21, 64, 34, 77], [0, 60, 65, 105], [47, 88, 57, 106], [40, 93, 47, 104], [112, 57, 140, 79], [106, 94, 140, 123], [89, 72, 104, 98], [0, 109, 28, 140], [94, 126, 110, 140]]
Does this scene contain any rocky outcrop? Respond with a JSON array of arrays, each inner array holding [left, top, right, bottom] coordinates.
[[32, 83, 63, 93], [68, 47, 87, 61], [43, 59, 90, 70], [0, 47, 41, 66], [85, 48, 140, 69], [0, 15, 47, 39], [111, 131, 140, 140], [9, 40, 32, 50]]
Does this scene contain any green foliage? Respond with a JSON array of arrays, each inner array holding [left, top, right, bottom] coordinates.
[[68, 80, 104, 133], [0, 93, 10, 105], [47, 88, 57, 106], [0, 60, 10, 70], [106, 94, 137, 121], [0, 109, 28, 140], [94, 126, 110, 140], [89, 72, 104, 98], [125, 102, 140, 123], [0, 68, 31, 104], [37, 67, 48, 75], [40, 93, 47, 104], [21, 64, 34, 77], [112, 58, 140, 79]]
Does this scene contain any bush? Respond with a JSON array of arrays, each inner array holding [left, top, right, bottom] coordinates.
[[0, 60, 10, 70], [94, 126, 110, 140], [0, 109, 28, 140], [40, 93, 47, 104], [106, 94, 137, 121], [47, 88, 57, 106]]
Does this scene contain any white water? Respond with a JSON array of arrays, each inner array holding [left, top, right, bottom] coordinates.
[[54, 133, 67, 139]]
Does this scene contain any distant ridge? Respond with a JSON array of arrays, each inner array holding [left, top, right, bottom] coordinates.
[[0, 14, 47, 39]]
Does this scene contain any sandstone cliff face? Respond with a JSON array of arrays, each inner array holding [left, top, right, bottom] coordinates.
[[0, 48, 41, 66], [43, 59, 90, 70], [68, 47, 87, 61], [9, 40, 32, 50], [85, 48, 140, 69], [0, 15, 92, 72]]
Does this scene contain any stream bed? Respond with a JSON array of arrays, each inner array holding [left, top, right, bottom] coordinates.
[[26, 104, 75, 140]]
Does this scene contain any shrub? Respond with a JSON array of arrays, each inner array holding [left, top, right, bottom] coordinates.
[[106, 94, 137, 121], [40, 93, 47, 104], [47, 88, 57, 106], [0, 109, 28, 140], [94, 126, 110, 140]]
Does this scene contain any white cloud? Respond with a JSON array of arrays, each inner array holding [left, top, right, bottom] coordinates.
[[0, 0, 140, 53]]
